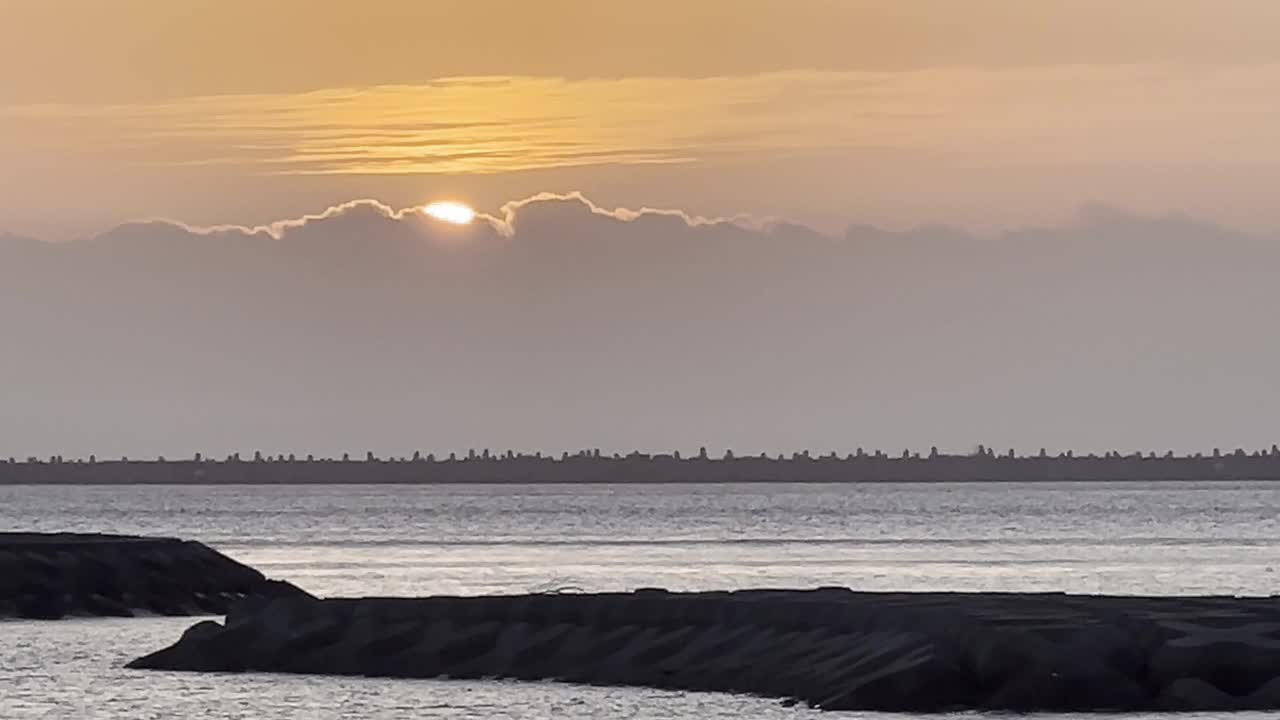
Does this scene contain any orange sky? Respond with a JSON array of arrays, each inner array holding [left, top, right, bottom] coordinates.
[[4, 0, 1280, 238]]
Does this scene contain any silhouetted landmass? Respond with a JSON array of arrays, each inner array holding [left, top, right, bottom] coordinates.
[[132, 587, 1280, 711], [5, 446, 1280, 484], [0, 532, 304, 619]]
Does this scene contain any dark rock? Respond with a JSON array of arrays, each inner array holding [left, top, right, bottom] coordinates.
[[816, 635, 976, 712], [190, 591, 230, 616], [1150, 632, 1280, 697], [147, 591, 194, 617], [257, 579, 317, 600], [16, 588, 67, 620], [281, 615, 352, 665], [80, 592, 134, 617], [127, 620, 229, 670], [1157, 677, 1242, 711], [1244, 676, 1280, 710], [506, 622, 577, 680], [987, 662, 1148, 711], [126, 589, 1280, 713], [1060, 621, 1145, 677], [432, 620, 504, 678], [1, 533, 277, 621]]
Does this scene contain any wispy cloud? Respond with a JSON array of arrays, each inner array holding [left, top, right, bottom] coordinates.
[[6, 65, 1274, 178]]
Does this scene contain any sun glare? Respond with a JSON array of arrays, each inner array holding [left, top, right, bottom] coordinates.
[[423, 201, 476, 225]]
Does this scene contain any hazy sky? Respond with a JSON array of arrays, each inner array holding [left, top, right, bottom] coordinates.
[[4, 1, 1280, 457], [4, 0, 1280, 238]]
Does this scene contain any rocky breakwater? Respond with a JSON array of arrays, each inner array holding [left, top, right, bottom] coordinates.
[[0, 532, 282, 620], [129, 588, 1280, 712]]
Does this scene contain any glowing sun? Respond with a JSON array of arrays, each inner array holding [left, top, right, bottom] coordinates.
[[423, 201, 476, 225]]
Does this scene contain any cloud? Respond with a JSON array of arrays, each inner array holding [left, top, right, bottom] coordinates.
[[3, 193, 1280, 459], [119, 192, 768, 241], [480, 191, 767, 237], [128, 199, 419, 241], [8, 65, 1280, 178]]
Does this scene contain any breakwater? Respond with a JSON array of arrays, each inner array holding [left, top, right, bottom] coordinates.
[[130, 588, 1280, 712], [5, 446, 1280, 484], [0, 532, 290, 620]]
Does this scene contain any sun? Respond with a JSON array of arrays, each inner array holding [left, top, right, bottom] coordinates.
[[423, 201, 476, 225]]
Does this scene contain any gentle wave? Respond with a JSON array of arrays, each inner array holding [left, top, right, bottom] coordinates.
[[214, 535, 1279, 549]]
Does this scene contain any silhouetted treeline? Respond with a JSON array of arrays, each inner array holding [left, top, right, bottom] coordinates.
[[4, 446, 1280, 484]]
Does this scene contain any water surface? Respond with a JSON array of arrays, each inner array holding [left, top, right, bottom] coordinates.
[[2, 481, 1276, 718]]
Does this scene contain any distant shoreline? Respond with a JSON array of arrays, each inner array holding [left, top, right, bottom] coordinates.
[[3, 449, 1279, 484]]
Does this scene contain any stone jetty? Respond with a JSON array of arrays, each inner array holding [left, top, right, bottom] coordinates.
[[130, 588, 1280, 712], [0, 532, 292, 620]]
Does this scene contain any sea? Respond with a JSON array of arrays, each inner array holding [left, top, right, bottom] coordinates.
[[3, 481, 1278, 719]]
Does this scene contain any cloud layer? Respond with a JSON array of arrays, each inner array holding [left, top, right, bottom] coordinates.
[[3, 194, 1279, 459], [8, 66, 1280, 176]]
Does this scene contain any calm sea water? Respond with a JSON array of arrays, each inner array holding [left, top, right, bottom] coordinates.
[[2, 481, 1278, 719]]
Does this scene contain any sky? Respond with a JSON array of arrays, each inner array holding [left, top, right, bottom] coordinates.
[[6, 0, 1280, 238], [3, 1, 1280, 457]]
